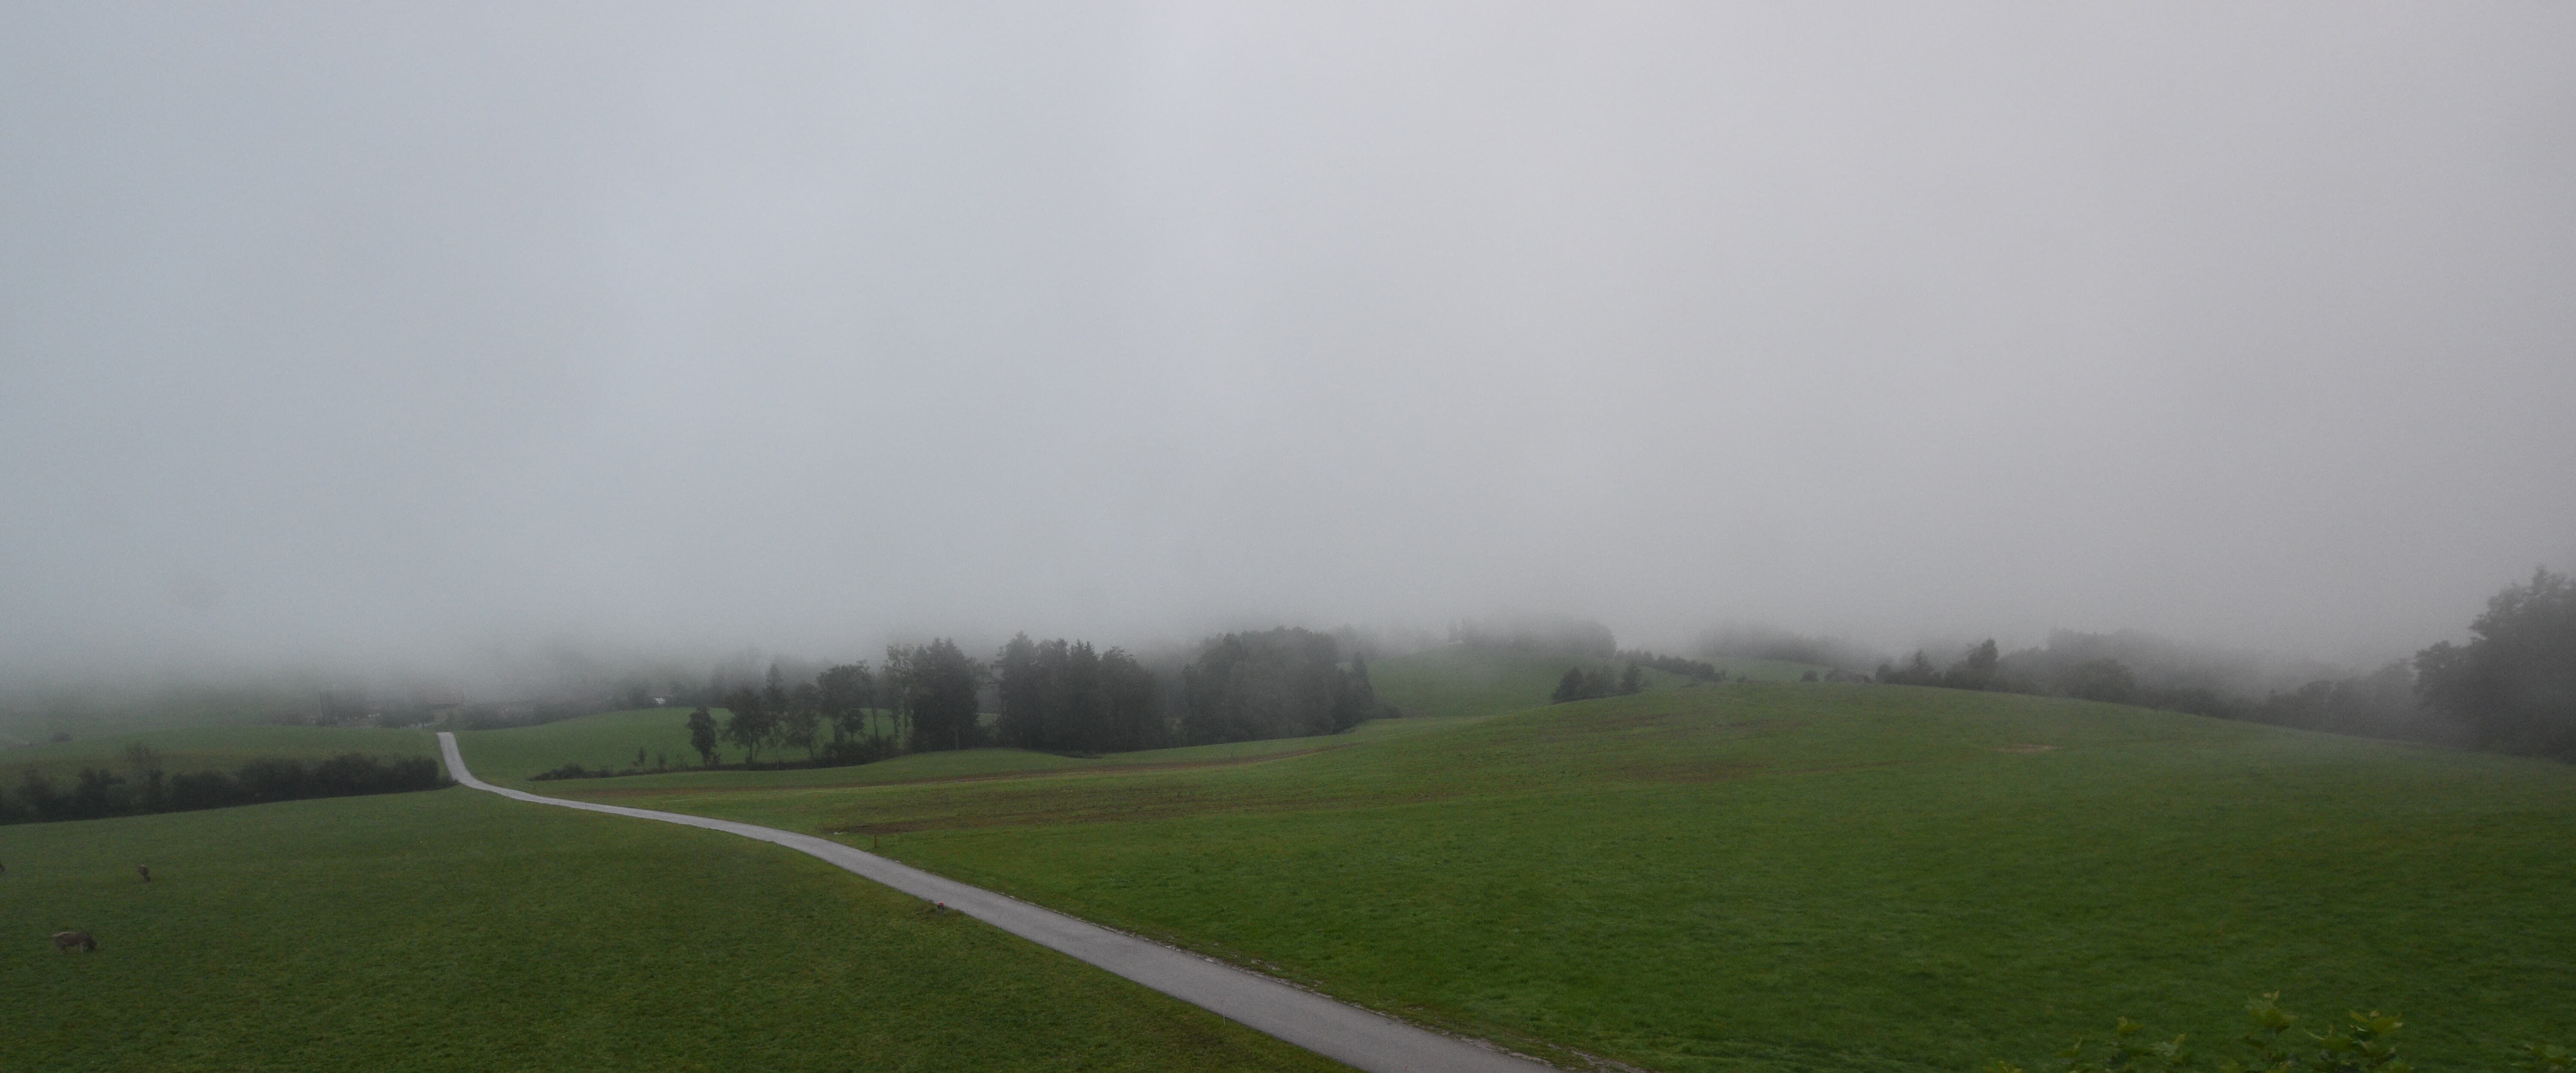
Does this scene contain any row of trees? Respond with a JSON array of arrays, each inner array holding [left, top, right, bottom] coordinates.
[[1181, 628, 1394, 743], [996, 636, 1164, 754], [1878, 638, 2375, 730], [1552, 664, 1646, 703], [676, 640, 989, 768], [656, 627, 1400, 770], [1617, 650, 1725, 682], [1866, 568, 2574, 761], [0, 746, 449, 824], [2417, 567, 2576, 760], [1877, 640, 2006, 691]]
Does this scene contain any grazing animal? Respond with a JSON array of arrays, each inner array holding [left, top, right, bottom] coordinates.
[[137, 864, 151, 882], [53, 931, 97, 953]]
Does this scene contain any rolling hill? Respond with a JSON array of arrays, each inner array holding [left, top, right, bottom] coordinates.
[[1, 784, 1347, 1072], [522, 673, 2576, 1071]]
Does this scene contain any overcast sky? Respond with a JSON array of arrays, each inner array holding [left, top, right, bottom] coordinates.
[[4, 2, 2572, 682]]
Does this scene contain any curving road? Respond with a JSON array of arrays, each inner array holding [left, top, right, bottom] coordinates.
[[435, 733, 1556, 1073]]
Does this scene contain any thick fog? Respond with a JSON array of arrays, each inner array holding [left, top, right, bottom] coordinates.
[[4, 3, 2572, 686]]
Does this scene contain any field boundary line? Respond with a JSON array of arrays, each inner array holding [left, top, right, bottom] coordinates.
[[437, 733, 1557, 1073]]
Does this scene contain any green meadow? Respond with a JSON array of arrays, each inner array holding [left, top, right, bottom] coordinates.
[[24, 650, 2573, 1072], [0, 786, 1347, 1072], [516, 669, 2576, 1072], [453, 704, 1469, 794], [2, 724, 438, 785]]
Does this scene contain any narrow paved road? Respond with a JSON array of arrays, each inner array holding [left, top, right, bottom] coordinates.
[[436, 734, 1558, 1073]]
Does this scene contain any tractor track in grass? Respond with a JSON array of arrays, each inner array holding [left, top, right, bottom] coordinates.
[[437, 733, 1558, 1073]]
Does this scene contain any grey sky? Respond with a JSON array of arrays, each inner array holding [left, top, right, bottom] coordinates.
[[4, 3, 2572, 682]]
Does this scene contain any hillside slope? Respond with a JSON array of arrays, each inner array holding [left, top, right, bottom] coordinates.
[[554, 683, 2576, 1072], [1, 787, 1348, 1072]]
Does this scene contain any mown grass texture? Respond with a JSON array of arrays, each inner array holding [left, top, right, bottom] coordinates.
[[0, 786, 1349, 1073], [544, 682, 2576, 1073]]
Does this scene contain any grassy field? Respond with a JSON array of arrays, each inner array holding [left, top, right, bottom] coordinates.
[[2, 724, 438, 785], [0, 786, 1349, 1072], [453, 708, 1472, 794], [528, 682, 2576, 1072], [456, 647, 1620, 783]]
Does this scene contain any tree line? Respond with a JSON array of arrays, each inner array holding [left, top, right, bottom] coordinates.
[[1871, 567, 2576, 761], [639, 626, 1399, 775], [0, 746, 450, 824], [1618, 650, 1725, 682], [688, 639, 987, 767], [1181, 627, 1394, 743], [1550, 649, 1762, 705], [1551, 663, 1645, 703]]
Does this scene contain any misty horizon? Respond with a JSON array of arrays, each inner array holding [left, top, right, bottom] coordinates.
[[6, 3, 2572, 691]]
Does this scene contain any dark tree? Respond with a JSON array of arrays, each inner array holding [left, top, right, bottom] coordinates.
[[761, 664, 793, 725], [1181, 627, 1365, 743], [70, 768, 127, 819], [686, 706, 720, 767], [2417, 567, 2576, 760], [2061, 658, 2139, 704], [1348, 652, 1378, 703], [124, 742, 166, 812], [1618, 650, 1724, 682], [1944, 640, 2002, 691], [2260, 662, 2430, 741], [780, 682, 823, 760], [721, 688, 778, 764], [1551, 666, 1618, 703], [994, 633, 1055, 749], [1616, 664, 1646, 695], [1878, 651, 1941, 686], [1333, 651, 1396, 727], [1096, 646, 1164, 752], [896, 639, 984, 752], [16, 770, 62, 821], [816, 661, 877, 745], [997, 635, 1173, 754], [880, 646, 915, 747]]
